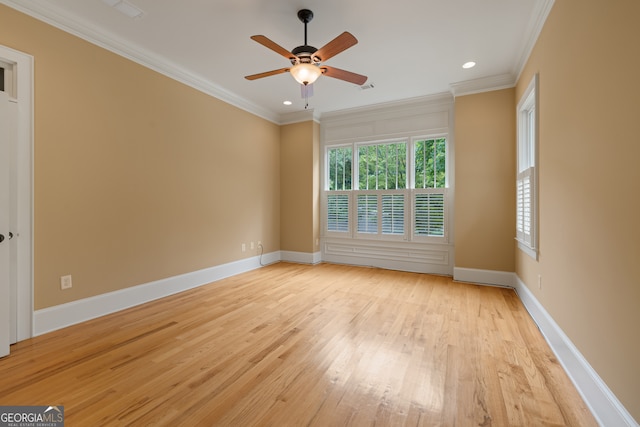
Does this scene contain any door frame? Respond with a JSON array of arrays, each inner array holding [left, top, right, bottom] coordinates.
[[1, 44, 34, 342]]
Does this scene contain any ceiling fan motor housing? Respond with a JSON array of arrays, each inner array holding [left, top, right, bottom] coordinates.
[[291, 45, 319, 65]]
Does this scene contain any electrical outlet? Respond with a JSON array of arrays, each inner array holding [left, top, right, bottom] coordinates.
[[250, 241, 255, 250], [60, 275, 72, 290], [537, 274, 542, 289], [241, 243, 246, 252]]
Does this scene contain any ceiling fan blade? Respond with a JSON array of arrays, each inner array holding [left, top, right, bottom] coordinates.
[[314, 32, 358, 62], [321, 66, 367, 86], [245, 68, 290, 80], [250, 35, 295, 60]]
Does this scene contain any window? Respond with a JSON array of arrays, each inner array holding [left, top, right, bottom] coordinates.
[[413, 138, 446, 239], [358, 142, 406, 190], [516, 74, 538, 259], [324, 137, 447, 242], [327, 146, 352, 191], [356, 141, 407, 237]]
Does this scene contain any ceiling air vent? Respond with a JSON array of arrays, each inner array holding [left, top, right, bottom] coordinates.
[[101, 0, 144, 19]]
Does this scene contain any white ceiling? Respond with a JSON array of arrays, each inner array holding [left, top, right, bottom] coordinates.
[[1, 0, 552, 123]]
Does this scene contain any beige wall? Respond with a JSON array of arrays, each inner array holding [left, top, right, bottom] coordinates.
[[454, 89, 516, 272], [516, 0, 640, 419], [0, 5, 281, 309], [280, 120, 320, 253]]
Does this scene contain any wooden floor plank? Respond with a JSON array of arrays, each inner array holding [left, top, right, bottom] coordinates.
[[0, 263, 597, 426]]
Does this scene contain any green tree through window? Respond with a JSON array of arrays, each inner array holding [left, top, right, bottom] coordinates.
[[415, 138, 446, 189], [358, 142, 407, 190], [328, 147, 352, 191]]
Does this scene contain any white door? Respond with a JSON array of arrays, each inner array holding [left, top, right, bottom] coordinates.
[[0, 47, 33, 351], [0, 46, 33, 352], [0, 90, 11, 357]]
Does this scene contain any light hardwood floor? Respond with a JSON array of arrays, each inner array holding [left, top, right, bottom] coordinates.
[[0, 263, 596, 426]]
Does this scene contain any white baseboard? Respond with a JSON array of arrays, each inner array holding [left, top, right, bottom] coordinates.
[[514, 276, 638, 427], [453, 267, 516, 287], [34, 252, 276, 336], [280, 250, 322, 265]]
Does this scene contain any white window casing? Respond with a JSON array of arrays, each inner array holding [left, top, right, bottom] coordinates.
[[516, 74, 538, 259]]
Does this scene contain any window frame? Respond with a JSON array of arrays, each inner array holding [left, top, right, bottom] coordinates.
[[410, 135, 448, 243], [324, 143, 354, 236], [323, 134, 449, 243], [516, 74, 538, 259], [353, 138, 408, 242]]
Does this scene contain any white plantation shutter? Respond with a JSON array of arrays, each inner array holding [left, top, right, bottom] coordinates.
[[327, 194, 349, 232], [414, 190, 445, 238], [381, 194, 405, 235], [516, 167, 533, 246], [357, 194, 378, 233]]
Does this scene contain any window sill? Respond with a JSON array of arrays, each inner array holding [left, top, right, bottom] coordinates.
[[516, 238, 538, 261]]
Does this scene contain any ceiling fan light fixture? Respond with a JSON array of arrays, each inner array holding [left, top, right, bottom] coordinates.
[[290, 63, 322, 85]]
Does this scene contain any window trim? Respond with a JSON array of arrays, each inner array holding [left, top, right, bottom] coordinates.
[[516, 74, 538, 259]]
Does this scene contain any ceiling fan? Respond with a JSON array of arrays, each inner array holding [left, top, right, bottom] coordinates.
[[245, 9, 368, 89]]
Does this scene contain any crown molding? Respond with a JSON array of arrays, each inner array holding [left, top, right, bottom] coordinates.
[[449, 74, 515, 97], [279, 109, 320, 125], [0, 0, 282, 124], [450, 0, 555, 98], [513, 0, 556, 82]]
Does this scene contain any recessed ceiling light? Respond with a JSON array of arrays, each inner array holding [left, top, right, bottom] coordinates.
[[283, 101, 292, 106], [462, 61, 476, 69]]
